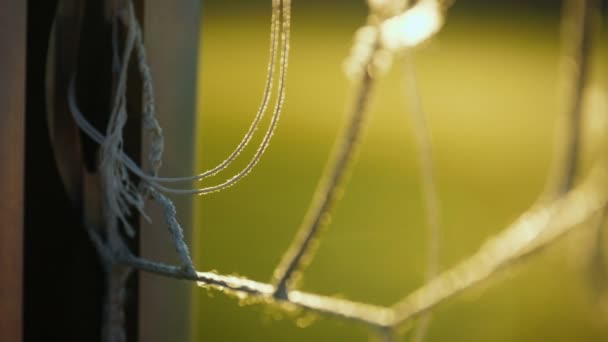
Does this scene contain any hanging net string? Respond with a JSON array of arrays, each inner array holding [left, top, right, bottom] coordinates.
[[99, 0, 145, 236], [401, 52, 441, 342], [271, 0, 447, 302], [68, 0, 289, 196], [540, 0, 593, 202]]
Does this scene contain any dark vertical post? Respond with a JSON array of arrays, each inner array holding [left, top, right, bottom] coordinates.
[[0, 1, 26, 341], [24, 0, 105, 340], [139, 1, 201, 342]]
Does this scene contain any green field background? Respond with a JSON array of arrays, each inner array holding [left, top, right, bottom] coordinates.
[[192, 1, 608, 341]]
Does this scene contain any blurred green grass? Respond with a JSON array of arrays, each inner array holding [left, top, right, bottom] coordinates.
[[192, 1, 608, 341]]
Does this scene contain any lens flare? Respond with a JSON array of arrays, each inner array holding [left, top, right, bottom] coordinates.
[[380, 1, 443, 50]]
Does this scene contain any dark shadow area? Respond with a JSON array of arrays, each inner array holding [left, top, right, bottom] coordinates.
[[24, 1, 140, 341]]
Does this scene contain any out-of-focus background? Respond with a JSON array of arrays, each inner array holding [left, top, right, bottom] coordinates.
[[193, 1, 608, 341]]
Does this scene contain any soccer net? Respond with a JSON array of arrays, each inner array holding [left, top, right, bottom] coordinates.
[[49, 0, 608, 341]]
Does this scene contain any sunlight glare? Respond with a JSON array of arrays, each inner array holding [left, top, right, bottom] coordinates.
[[380, 1, 443, 50]]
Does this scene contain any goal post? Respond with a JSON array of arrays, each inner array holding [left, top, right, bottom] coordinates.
[[139, 1, 202, 342]]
